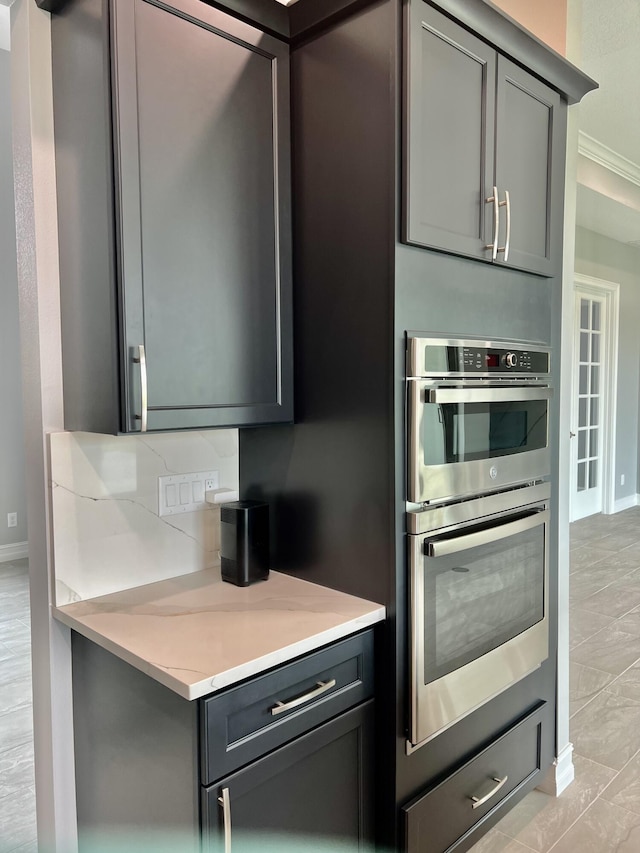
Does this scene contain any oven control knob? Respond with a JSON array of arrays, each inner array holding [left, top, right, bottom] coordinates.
[[489, 466, 498, 480], [505, 352, 518, 368]]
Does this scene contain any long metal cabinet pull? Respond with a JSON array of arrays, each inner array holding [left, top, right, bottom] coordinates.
[[485, 186, 499, 260], [497, 190, 511, 262], [426, 509, 549, 558], [270, 678, 337, 716], [470, 775, 508, 809], [133, 344, 148, 433], [218, 787, 231, 853]]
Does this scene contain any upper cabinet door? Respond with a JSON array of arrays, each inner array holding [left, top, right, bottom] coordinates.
[[405, 2, 496, 260], [494, 57, 561, 277], [111, 0, 292, 432], [404, 1, 562, 277]]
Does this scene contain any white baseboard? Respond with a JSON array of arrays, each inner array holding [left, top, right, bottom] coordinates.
[[536, 742, 574, 797], [0, 541, 29, 564], [613, 494, 640, 514]]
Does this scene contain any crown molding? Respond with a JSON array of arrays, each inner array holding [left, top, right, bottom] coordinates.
[[578, 131, 640, 189]]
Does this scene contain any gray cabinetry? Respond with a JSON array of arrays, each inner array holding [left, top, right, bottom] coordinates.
[[405, 1, 560, 276], [52, 0, 292, 433], [71, 630, 375, 849], [202, 703, 374, 850], [201, 630, 374, 781], [403, 703, 547, 853], [494, 57, 561, 276]]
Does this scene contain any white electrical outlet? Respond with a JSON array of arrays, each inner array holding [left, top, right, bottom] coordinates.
[[621, 474, 625, 486], [7, 512, 17, 528], [158, 470, 219, 517]]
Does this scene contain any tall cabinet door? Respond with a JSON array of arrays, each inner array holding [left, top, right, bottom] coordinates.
[[111, 0, 292, 432], [405, 2, 496, 260], [494, 57, 561, 276]]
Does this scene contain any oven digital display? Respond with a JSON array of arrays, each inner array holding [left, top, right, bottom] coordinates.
[[418, 343, 550, 374]]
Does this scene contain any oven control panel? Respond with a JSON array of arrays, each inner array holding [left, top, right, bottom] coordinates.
[[458, 346, 548, 374], [412, 337, 551, 377]]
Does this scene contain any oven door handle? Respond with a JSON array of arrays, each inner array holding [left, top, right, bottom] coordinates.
[[426, 386, 553, 404], [426, 509, 549, 557]]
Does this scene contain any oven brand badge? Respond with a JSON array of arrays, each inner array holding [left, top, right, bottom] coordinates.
[[489, 466, 498, 480]]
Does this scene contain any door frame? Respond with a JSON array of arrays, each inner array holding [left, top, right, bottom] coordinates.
[[571, 273, 620, 519]]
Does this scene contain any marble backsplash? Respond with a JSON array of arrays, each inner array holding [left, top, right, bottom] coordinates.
[[49, 430, 239, 605]]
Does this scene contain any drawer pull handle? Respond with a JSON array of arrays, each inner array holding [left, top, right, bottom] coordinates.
[[217, 787, 232, 853], [470, 775, 508, 810], [271, 679, 337, 716]]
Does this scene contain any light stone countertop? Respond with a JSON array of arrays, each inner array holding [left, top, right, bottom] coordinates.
[[53, 569, 385, 700]]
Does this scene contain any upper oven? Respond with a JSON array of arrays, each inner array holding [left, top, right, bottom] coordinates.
[[407, 335, 553, 504]]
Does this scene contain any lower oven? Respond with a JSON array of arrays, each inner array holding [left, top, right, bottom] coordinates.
[[407, 483, 550, 751]]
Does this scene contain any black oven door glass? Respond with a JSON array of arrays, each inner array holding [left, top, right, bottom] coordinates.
[[422, 399, 548, 464], [422, 516, 545, 684]]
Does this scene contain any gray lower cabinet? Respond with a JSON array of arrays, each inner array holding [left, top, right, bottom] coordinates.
[[71, 630, 375, 850], [202, 703, 375, 850], [403, 703, 547, 853], [51, 0, 293, 433], [405, 0, 560, 276]]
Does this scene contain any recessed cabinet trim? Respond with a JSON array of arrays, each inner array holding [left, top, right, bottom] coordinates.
[[201, 702, 375, 851], [403, 702, 547, 853], [405, 0, 561, 277], [53, 0, 293, 434], [494, 55, 561, 277], [405, 1, 496, 261]]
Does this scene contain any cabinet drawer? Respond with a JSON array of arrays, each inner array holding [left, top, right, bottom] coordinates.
[[201, 630, 374, 783], [403, 703, 546, 853]]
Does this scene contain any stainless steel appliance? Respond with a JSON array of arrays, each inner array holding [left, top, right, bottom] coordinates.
[[407, 482, 550, 750], [407, 336, 552, 504]]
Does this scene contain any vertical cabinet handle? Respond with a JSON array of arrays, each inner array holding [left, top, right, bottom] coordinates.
[[485, 186, 499, 261], [497, 190, 511, 262], [133, 344, 148, 433], [218, 787, 232, 853]]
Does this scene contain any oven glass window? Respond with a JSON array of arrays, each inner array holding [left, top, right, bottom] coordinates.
[[422, 517, 544, 684], [422, 399, 548, 464]]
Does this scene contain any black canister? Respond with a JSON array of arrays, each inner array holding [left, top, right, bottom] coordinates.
[[220, 501, 270, 586]]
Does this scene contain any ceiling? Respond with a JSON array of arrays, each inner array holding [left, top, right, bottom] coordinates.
[[579, 0, 640, 165], [575, 0, 640, 245]]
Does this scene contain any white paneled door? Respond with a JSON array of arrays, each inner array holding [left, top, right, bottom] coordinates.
[[570, 277, 619, 521]]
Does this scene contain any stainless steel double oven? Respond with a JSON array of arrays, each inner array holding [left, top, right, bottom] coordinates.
[[406, 335, 552, 751]]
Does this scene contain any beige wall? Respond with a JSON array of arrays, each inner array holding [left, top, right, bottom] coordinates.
[[492, 0, 567, 56]]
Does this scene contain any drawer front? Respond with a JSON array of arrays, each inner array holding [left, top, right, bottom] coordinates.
[[201, 630, 374, 783], [404, 703, 547, 853]]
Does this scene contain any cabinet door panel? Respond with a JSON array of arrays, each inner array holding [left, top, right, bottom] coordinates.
[[406, 2, 495, 259], [202, 702, 374, 850], [112, 0, 292, 431], [495, 57, 560, 276]]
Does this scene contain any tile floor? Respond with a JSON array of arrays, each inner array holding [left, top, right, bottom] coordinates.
[[0, 558, 36, 853], [471, 506, 640, 853], [3, 509, 640, 853]]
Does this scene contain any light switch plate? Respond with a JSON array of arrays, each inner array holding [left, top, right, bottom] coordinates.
[[158, 470, 219, 517]]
